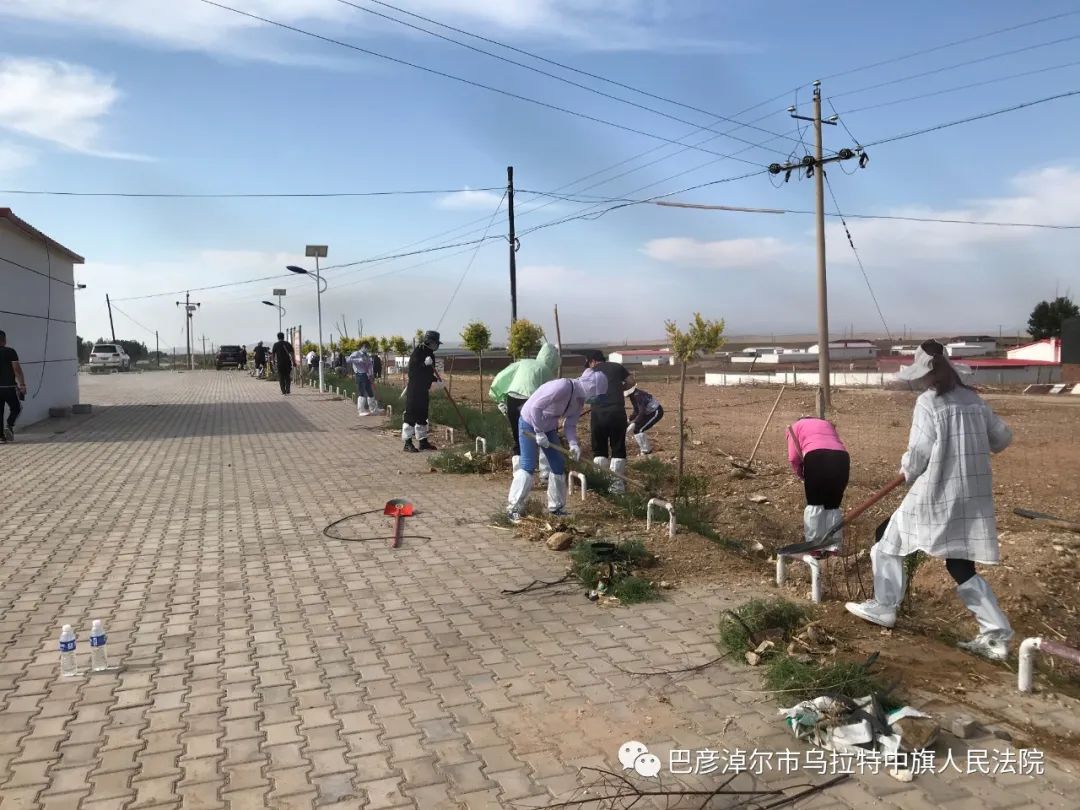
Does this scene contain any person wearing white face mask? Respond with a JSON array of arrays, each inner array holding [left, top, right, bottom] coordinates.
[[347, 342, 380, 416], [506, 368, 608, 524], [845, 340, 1014, 661]]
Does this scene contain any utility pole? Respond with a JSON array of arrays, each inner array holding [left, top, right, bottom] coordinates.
[[106, 294, 117, 342], [155, 330, 159, 368], [507, 165, 518, 324], [770, 80, 865, 417], [200, 335, 208, 368], [175, 291, 201, 371]]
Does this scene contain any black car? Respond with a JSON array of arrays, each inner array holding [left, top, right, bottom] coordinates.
[[216, 345, 245, 370]]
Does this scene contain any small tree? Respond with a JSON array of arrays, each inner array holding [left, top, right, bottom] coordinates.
[[390, 336, 409, 377], [378, 336, 391, 377], [1028, 296, 1079, 340], [665, 313, 726, 489], [461, 320, 492, 413], [414, 328, 425, 348], [507, 319, 544, 360]]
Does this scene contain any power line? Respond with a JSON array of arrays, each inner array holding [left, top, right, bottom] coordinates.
[[818, 8, 1080, 82], [836, 58, 1080, 116], [109, 302, 157, 336], [197, 0, 770, 167], [436, 190, 506, 329], [862, 87, 1080, 147], [0, 186, 503, 199], [823, 173, 893, 341], [830, 31, 1080, 101], [335, 0, 802, 154]]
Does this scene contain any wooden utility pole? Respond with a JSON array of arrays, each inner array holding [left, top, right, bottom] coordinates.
[[771, 80, 864, 417], [106, 294, 117, 342], [507, 165, 518, 324], [155, 330, 159, 367], [175, 292, 201, 370]]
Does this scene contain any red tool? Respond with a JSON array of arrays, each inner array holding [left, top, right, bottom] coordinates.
[[383, 498, 414, 548]]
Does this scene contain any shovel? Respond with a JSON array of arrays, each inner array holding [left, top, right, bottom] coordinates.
[[383, 498, 414, 548], [776, 473, 906, 556]]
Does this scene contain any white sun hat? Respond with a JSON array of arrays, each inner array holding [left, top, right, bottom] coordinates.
[[896, 340, 972, 381]]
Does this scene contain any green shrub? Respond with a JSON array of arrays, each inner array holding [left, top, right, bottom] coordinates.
[[611, 576, 657, 604], [762, 656, 896, 706], [430, 449, 491, 475], [569, 539, 658, 601], [717, 598, 809, 658]]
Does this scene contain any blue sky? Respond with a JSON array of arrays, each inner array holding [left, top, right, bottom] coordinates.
[[2, 0, 1080, 350]]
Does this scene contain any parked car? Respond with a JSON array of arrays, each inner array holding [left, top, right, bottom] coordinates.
[[88, 343, 131, 373], [216, 345, 245, 370]]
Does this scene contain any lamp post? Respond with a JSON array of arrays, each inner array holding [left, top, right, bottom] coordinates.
[[288, 245, 328, 392], [262, 300, 287, 334]]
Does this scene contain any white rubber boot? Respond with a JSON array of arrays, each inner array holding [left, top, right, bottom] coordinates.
[[844, 542, 904, 628], [956, 575, 1013, 660], [609, 458, 627, 494], [369, 398, 382, 414], [803, 506, 843, 550], [538, 450, 551, 485], [511, 455, 521, 474], [593, 456, 609, 471], [634, 431, 652, 455], [506, 469, 534, 523], [547, 474, 568, 516], [357, 395, 370, 415]]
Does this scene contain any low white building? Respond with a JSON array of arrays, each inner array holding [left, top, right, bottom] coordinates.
[[947, 335, 998, 355], [0, 208, 84, 426], [807, 340, 878, 360], [608, 349, 675, 366], [1007, 338, 1061, 363]]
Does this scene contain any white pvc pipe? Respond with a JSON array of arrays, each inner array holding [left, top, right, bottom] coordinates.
[[568, 471, 587, 501], [385, 404, 393, 418], [445, 427, 455, 444], [1018, 637, 1042, 693], [647, 498, 676, 538], [475, 437, 487, 455], [776, 553, 823, 603]]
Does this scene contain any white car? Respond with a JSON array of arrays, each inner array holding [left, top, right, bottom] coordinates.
[[89, 343, 131, 372]]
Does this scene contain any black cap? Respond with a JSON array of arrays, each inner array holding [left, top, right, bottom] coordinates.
[[583, 349, 606, 366]]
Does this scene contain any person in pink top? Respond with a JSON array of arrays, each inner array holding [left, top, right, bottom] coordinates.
[[787, 417, 850, 551]]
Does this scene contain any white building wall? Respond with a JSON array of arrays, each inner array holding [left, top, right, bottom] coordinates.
[[1007, 340, 1061, 363], [609, 351, 675, 366], [705, 365, 1061, 388], [0, 220, 79, 426]]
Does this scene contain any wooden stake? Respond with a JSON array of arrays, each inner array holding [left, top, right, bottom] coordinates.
[[554, 304, 564, 378]]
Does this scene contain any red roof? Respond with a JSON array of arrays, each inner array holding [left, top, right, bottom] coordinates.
[[0, 208, 84, 263]]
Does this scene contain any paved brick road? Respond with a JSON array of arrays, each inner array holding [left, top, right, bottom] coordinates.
[[0, 372, 1074, 809]]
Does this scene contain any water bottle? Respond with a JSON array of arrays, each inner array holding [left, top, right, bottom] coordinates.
[[89, 620, 108, 671], [59, 625, 78, 676]]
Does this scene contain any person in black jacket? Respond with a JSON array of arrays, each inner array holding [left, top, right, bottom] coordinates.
[[403, 330, 442, 452], [271, 332, 293, 395]]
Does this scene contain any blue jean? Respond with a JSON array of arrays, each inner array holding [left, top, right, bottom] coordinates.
[[355, 372, 374, 397], [518, 418, 565, 476]]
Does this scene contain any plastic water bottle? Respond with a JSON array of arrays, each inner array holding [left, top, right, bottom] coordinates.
[[89, 620, 108, 671], [59, 625, 78, 676]]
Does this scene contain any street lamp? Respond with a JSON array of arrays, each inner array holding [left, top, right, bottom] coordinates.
[[262, 300, 287, 334], [288, 244, 328, 392]]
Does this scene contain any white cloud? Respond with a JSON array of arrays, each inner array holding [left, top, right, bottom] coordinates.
[[0, 141, 34, 174], [435, 187, 506, 211], [0, 57, 146, 160], [641, 236, 793, 269], [0, 0, 749, 56]]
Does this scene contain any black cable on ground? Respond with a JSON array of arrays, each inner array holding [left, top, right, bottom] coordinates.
[[322, 509, 432, 543], [501, 574, 574, 595]]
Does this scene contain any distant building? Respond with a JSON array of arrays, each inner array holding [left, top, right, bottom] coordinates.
[[0, 208, 84, 426], [608, 349, 675, 366], [890, 344, 920, 356], [1007, 338, 1061, 364], [947, 335, 998, 354], [807, 340, 878, 360]]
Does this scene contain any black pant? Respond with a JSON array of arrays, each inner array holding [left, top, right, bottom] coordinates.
[[630, 406, 664, 434], [1, 388, 20, 427], [279, 369, 292, 394], [404, 387, 429, 427], [873, 518, 977, 584], [506, 395, 527, 455], [802, 449, 849, 509], [590, 408, 627, 459]]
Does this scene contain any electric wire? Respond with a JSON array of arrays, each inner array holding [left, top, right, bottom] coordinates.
[[334, 0, 802, 153], [823, 172, 893, 341], [109, 303, 157, 337], [0, 186, 503, 199], [829, 32, 1080, 101], [435, 189, 507, 330], [818, 9, 1080, 82], [197, 0, 771, 167]]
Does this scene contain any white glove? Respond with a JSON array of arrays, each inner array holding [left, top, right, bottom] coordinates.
[[535, 433, 551, 449], [497, 401, 508, 416], [569, 443, 581, 462]]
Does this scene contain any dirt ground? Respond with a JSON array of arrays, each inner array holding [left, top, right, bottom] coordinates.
[[436, 372, 1080, 755]]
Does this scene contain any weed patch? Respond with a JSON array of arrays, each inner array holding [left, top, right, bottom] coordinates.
[[717, 598, 809, 658]]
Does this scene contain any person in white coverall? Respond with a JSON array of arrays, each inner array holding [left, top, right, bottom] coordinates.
[[488, 341, 560, 485], [347, 343, 380, 415], [506, 369, 608, 523], [846, 340, 1015, 661]]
